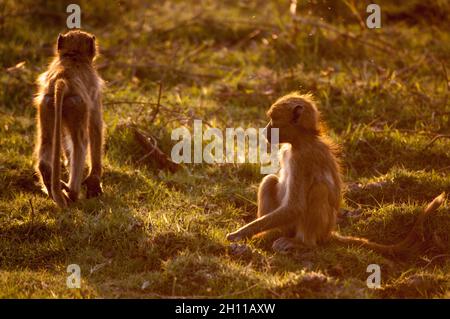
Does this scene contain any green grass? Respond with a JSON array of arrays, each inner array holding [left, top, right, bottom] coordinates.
[[0, 0, 449, 298]]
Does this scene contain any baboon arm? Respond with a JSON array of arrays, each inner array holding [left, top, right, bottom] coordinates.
[[227, 205, 298, 241]]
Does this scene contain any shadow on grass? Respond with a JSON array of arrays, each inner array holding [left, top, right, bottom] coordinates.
[[344, 134, 450, 178]]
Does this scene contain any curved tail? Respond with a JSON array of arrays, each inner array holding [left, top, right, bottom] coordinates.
[[51, 79, 68, 208], [331, 193, 446, 256]]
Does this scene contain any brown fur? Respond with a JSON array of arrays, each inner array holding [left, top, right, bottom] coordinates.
[[34, 30, 104, 208], [227, 92, 445, 256]]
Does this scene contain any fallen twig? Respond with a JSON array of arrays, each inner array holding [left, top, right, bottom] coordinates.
[[115, 61, 220, 81], [422, 134, 450, 151], [294, 16, 397, 55], [149, 82, 163, 123], [130, 126, 181, 173], [422, 254, 450, 269], [26, 198, 35, 236]]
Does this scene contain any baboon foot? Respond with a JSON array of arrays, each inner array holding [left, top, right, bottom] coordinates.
[[83, 175, 103, 198]]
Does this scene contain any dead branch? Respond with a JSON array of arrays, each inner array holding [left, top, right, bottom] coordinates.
[[115, 61, 220, 81], [26, 198, 35, 236], [294, 16, 397, 55], [130, 126, 181, 173], [422, 134, 450, 151], [149, 82, 163, 123]]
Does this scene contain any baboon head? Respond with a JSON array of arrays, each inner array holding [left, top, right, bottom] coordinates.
[[57, 30, 97, 61], [265, 92, 320, 144]]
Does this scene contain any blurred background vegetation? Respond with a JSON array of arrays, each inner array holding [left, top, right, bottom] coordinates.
[[0, 0, 449, 298]]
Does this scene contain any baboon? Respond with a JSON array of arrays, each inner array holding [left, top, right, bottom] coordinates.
[[227, 92, 445, 255], [34, 30, 104, 208]]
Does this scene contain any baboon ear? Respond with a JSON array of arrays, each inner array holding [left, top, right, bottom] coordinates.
[[57, 33, 65, 51], [292, 105, 304, 123]]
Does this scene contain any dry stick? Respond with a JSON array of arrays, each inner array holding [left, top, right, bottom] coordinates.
[[342, 0, 366, 29], [108, 99, 213, 127], [441, 60, 450, 92], [27, 198, 35, 235], [105, 100, 185, 117], [439, 59, 449, 108], [422, 254, 450, 270], [294, 16, 397, 55], [395, 55, 428, 79], [137, 134, 158, 163], [233, 29, 262, 49], [149, 82, 163, 123], [180, 42, 210, 64], [115, 61, 220, 81], [131, 126, 181, 173], [422, 134, 450, 151]]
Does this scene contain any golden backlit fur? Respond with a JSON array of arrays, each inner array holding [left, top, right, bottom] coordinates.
[[34, 30, 104, 208], [227, 92, 445, 255]]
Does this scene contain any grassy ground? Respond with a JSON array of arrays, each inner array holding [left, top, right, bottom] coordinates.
[[0, 0, 449, 298]]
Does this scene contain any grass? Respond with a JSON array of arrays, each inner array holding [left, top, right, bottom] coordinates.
[[0, 0, 449, 298]]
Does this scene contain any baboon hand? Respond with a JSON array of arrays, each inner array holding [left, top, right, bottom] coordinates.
[[83, 175, 103, 198]]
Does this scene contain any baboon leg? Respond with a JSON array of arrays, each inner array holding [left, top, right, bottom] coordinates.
[[227, 205, 296, 241], [62, 130, 73, 168], [85, 99, 103, 198], [36, 98, 54, 196], [258, 174, 295, 237], [257, 174, 280, 217], [63, 96, 88, 202], [301, 183, 335, 246], [67, 130, 88, 201]]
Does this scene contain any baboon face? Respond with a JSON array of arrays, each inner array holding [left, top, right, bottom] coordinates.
[[57, 30, 96, 60], [265, 93, 319, 144]]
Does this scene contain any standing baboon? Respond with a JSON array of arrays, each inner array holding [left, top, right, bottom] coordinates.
[[34, 30, 104, 208]]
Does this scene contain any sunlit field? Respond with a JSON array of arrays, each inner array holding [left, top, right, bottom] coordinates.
[[0, 0, 449, 298]]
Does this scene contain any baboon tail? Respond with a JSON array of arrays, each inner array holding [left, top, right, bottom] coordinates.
[[331, 193, 446, 256], [51, 79, 68, 208]]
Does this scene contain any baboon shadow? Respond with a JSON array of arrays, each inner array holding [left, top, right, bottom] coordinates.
[[0, 170, 146, 274]]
